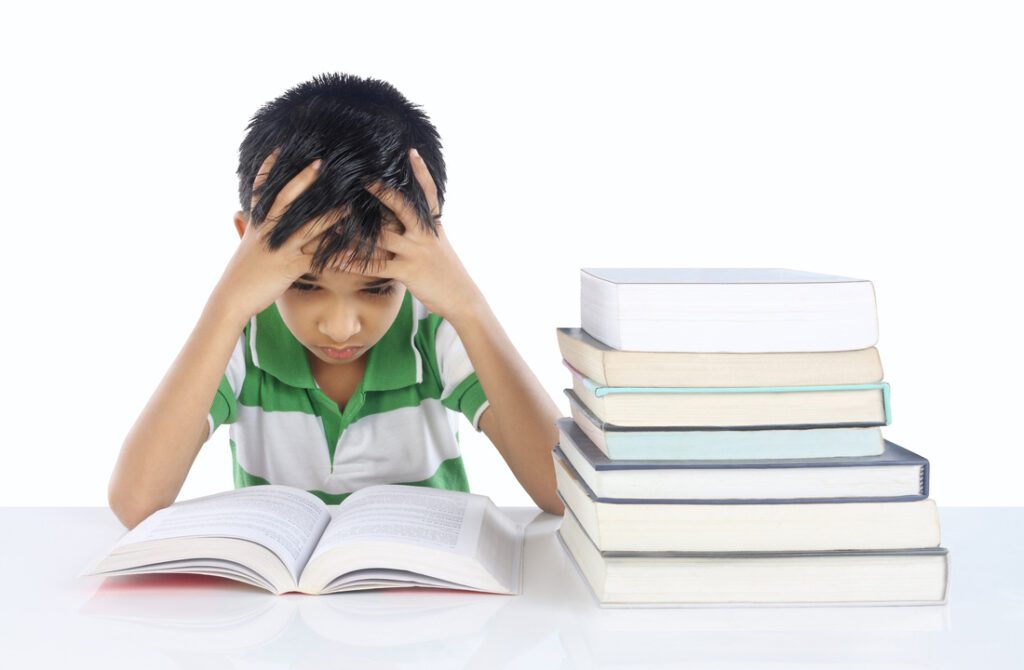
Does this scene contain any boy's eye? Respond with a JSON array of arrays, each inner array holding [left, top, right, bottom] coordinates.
[[289, 282, 396, 298], [363, 284, 397, 298]]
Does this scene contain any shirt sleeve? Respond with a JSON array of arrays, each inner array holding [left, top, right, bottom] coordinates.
[[434, 318, 490, 432], [206, 330, 248, 442]]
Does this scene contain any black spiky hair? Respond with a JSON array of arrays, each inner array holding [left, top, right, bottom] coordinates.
[[236, 72, 446, 276]]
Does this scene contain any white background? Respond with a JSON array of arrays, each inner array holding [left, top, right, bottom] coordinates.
[[2, 1, 1020, 506]]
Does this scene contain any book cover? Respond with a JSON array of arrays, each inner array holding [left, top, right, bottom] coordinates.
[[556, 417, 928, 502], [565, 359, 893, 428], [580, 267, 879, 353]]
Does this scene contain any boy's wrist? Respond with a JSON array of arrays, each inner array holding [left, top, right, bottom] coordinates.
[[444, 290, 489, 331], [205, 286, 253, 333]]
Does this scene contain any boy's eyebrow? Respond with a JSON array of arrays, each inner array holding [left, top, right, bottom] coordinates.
[[298, 273, 392, 287]]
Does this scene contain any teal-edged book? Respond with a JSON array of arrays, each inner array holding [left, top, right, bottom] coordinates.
[[556, 417, 927, 503], [564, 388, 885, 460], [565, 360, 891, 428]]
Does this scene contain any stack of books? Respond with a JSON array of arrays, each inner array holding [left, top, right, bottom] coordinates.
[[553, 268, 950, 607]]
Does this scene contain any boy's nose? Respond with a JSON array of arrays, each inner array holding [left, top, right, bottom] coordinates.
[[318, 306, 362, 344]]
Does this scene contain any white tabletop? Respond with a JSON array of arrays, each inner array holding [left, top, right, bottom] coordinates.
[[0, 506, 1020, 668]]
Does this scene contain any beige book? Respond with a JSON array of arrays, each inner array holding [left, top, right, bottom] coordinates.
[[556, 327, 883, 387]]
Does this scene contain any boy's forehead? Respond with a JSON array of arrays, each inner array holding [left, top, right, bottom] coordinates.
[[299, 249, 394, 284], [299, 270, 392, 286], [295, 213, 402, 284]]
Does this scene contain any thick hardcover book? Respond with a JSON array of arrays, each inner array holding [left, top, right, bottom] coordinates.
[[556, 417, 927, 502], [565, 360, 892, 428], [579, 267, 879, 352], [81, 484, 525, 595], [552, 449, 942, 553], [557, 504, 950, 607], [564, 388, 886, 460], [556, 327, 884, 387]]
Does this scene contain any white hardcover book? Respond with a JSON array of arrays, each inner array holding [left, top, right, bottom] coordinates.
[[580, 268, 879, 352]]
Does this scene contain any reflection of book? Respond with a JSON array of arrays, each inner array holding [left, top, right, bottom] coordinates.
[[78, 577, 512, 653], [80, 484, 525, 596], [298, 592, 509, 646], [78, 578, 297, 651]]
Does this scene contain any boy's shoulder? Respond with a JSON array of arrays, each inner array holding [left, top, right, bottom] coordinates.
[[410, 293, 448, 339], [409, 293, 470, 359]]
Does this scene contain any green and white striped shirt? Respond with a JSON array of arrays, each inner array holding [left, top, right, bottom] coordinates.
[[205, 290, 490, 504]]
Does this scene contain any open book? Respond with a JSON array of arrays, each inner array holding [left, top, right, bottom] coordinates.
[[80, 484, 526, 596]]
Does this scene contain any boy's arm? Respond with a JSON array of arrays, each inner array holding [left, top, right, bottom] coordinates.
[[108, 293, 249, 530], [447, 295, 565, 516], [361, 148, 563, 515], [109, 151, 329, 529]]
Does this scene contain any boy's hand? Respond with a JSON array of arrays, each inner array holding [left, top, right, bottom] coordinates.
[[213, 148, 341, 325], [356, 148, 484, 325]]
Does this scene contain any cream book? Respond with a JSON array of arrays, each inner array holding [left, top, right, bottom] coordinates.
[[555, 327, 884, 387], [80, 484, 526, 596], [557, 506, 950, 607]]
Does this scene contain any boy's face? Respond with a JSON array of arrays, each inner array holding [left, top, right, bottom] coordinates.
[[234, 211, 407, 370]]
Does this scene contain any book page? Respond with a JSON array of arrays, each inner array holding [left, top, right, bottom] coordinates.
[[304, 485, 525, 594], [112, 485, 330, 583], [309, 485, 486, 561]]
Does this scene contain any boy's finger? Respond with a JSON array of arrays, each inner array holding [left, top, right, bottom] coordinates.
[[409, 148, 440, 218], [365, 181, 421, 234], [295, 218, 332, 256], [336, 253, 398, 279], [376, 227, 415, 256], [299, 237, 323, 256], [264, 158, 323, 228], [294, 207, 347, 254], [250, 147, 281, 213]]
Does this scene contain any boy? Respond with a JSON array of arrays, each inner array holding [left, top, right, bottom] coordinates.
[[108, 72, 565, 529]]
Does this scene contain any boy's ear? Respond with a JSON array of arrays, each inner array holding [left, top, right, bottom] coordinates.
[[233, 211, 247, 240]]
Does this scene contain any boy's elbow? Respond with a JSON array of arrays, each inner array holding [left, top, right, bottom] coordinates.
[[107, 481, 161, 531], [542, 499, 565, 516], [108, 498, 140, 531], [107, 488, 140, 530], [536, 491, 565, 516]]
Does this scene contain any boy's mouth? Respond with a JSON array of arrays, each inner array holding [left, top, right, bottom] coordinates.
[[320, 346, 362, 360]]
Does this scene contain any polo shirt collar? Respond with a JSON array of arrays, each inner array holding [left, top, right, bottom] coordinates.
[[249, 289, 421, 392]]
